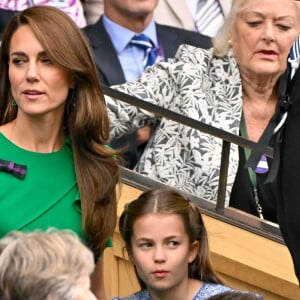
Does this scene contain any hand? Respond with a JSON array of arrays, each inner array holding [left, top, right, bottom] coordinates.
[[136, 126, 152, 146]]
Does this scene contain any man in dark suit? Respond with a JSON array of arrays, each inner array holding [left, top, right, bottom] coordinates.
[[83, 0, 211, 168]]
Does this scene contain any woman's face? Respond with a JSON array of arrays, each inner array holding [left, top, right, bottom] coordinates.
[[229, 0, 299, 78], [8, 25, 73, 121], [130, 213, 199, 295]]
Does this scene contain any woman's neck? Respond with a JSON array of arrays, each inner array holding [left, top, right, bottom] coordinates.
[[241, 79, 278, 142], [0, 116, 65, 153], [241, 70, 280, 100]]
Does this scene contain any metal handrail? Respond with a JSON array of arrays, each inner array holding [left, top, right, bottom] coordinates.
[[101, 84, 274, 210]]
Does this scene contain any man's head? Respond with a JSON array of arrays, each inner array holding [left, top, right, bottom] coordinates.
[[104, 0, 159, 31]]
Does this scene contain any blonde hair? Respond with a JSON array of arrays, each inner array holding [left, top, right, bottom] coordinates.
[[0, 229, 95, 300], [213, 0, 242, 57], [213, 0, 300, 57]]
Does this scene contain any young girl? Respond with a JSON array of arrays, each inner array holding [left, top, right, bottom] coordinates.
[[112, 188, 233, 300]]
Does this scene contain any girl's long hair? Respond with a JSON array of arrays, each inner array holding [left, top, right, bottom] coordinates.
[[119, 188, 223, 289]]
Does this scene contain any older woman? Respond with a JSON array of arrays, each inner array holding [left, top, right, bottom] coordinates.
[[0, 6, 120, 299], [105, 0, 299, 222]]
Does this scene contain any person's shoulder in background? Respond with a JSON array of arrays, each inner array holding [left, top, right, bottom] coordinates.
[[155, 22, 212, 50]]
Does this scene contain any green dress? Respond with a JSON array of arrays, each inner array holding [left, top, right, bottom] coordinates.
[[0, 133, 83, 239]]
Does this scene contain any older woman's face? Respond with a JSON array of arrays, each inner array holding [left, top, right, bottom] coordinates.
[[229, 0, 299, 78]]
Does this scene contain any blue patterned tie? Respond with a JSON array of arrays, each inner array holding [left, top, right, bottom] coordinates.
[[289, 36, 300, 79], [130, 34, 157, 69]]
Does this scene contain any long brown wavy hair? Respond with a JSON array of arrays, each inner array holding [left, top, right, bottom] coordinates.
[[0, 6, 120, 255]]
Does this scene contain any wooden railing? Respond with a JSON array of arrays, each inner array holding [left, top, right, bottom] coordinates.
[[101, 85, 300, 300]]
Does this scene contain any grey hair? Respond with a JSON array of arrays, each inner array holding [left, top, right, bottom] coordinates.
[[0, 229, 95, 300], [213, 0, 260, 57]]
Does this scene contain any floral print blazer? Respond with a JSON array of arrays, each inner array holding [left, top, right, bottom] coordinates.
[[106, 45, 243, 206]]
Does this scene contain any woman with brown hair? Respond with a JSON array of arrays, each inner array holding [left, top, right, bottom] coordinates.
[[0, 6, 120, 299]]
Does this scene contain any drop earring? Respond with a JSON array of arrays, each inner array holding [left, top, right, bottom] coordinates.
[[12, 100, 17, 106]]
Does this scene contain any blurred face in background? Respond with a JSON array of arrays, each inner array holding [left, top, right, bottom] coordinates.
[[104, 0, 159, 28]]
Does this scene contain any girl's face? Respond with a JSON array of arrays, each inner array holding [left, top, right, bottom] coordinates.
[[8, 25, 73, 122], [130, 214, 199, 295]]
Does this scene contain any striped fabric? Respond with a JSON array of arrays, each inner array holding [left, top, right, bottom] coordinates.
[[289, 36, 300, 79], [195, 0, 224, 38], [130, 34, 158, 69]]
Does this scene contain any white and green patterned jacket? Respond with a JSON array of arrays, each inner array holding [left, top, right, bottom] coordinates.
[[106, 45, 243, 206]]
